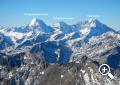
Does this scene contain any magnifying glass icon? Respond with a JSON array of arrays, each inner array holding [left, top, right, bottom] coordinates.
[[99, 64, 114, 79]]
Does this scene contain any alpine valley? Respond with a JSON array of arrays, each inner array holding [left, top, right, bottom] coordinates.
[[0, 18, 120, 85]]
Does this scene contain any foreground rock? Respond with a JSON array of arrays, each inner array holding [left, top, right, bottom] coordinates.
[[0, 54, 120, 85]]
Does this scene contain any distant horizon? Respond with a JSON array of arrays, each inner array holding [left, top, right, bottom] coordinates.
[[0, 0, 120, 30]]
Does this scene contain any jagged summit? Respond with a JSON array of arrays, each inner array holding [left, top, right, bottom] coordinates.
[[53, 21, 74, 34], [28, 18, 54, 33], [28, 18, 46, 27], [53, 21, 68, 28], [79, 19, 115, 35], [82, 19, 102, 28]]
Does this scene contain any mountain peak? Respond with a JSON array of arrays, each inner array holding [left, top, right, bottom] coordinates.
[[87, 19, 97, 22], [28, 18, 45, 27], [83, 19, 100, 27], [53, 21, 67, 28]]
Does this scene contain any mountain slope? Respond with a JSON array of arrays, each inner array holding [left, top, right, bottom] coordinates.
[[0, 18, 120, 85]]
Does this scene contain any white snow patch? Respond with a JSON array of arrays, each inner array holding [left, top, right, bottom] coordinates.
[[83, 73, 90, 85], [40, 71, 44, 75], [80, 27, 90, 35], [61, 74, 64, 78], [81, 69, 85, 74], [8, 72, 13, 79]]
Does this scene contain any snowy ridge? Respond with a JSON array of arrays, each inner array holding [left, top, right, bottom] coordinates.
[[28, 18, 40, 27], [0, 18, 119, 53]]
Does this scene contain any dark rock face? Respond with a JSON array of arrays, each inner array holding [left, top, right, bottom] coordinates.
[[0, 51, 120, 85], [30, 41, 72, 64], [40, 64, 82, 85], [107, 46, 120, 69], [0, 52, 25, 67]]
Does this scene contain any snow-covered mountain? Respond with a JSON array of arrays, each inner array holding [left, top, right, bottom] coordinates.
[[0, 18, 119, 63], [79, 19, 116, 42], [53, 21, 75, 34], [27, 18, 54, 33], [0, 18, 120, 85]]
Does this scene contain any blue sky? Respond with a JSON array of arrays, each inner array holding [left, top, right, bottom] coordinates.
[[0, 0, 120, 30]]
